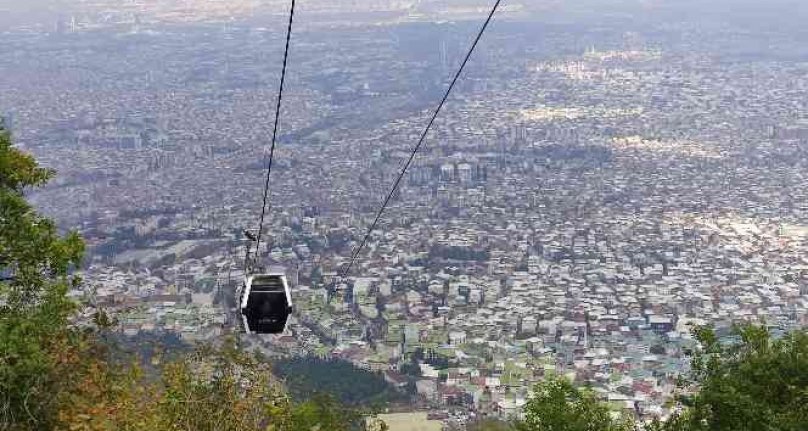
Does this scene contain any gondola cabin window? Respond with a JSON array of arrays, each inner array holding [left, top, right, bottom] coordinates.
[[240, 273, 292, 334]]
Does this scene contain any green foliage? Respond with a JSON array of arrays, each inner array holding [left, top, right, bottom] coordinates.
[[515, 377, 634, 431], [290, 393, 362, 431], [663, 325, 808, 431], [51, 337, 373, 431], [156, 341, 294, 431], [0, 128, 53, 192], [1, 127, 85, 430], [100, 330, 190, 369], [468, 418, 514, 431], [399, 361, 421, 377], [273, 357, 405, 407]]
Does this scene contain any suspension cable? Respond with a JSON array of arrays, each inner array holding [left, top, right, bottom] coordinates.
[[340, 0, 503, 279], [251, 0, 297, 273]]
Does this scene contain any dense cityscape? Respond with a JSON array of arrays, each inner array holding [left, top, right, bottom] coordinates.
[[2, 1, 807, 429]]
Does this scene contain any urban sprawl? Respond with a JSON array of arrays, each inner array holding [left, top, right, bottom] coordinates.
[[2, 1, 807, 428]]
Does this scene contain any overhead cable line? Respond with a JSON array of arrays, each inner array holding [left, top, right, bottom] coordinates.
[[340, 0, 503, 278], [250, 0, 297, 273]]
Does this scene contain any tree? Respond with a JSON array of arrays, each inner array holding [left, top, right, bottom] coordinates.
[[290, 393, 361, 431], [515, 377, 634, 431], [0, 125, 85, 429], [55, 339, 320, 430], [468, 418, 513, 431], [272, 357, 405, 406], [661, 325, 808, 431], [399, 361, 421, 378], [155, 341, 294, 431], [55, 339, 372, 431]]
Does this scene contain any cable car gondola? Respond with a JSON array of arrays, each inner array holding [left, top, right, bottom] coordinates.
[[240, 272, 292, 334]]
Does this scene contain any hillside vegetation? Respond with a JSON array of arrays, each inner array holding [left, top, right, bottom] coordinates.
[[273, 357, 408, 407]]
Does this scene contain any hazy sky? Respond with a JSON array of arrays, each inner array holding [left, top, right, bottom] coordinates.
[[0, 0, 805, 31]]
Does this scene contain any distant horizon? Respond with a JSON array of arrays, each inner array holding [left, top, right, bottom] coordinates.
[[0, 0, 805, 31]]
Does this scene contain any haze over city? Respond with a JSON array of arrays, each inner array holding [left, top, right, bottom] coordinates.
[[2, 0, 808, 428]]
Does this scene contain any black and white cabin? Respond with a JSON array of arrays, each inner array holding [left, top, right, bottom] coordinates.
[[239, 272, 292, 334]]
